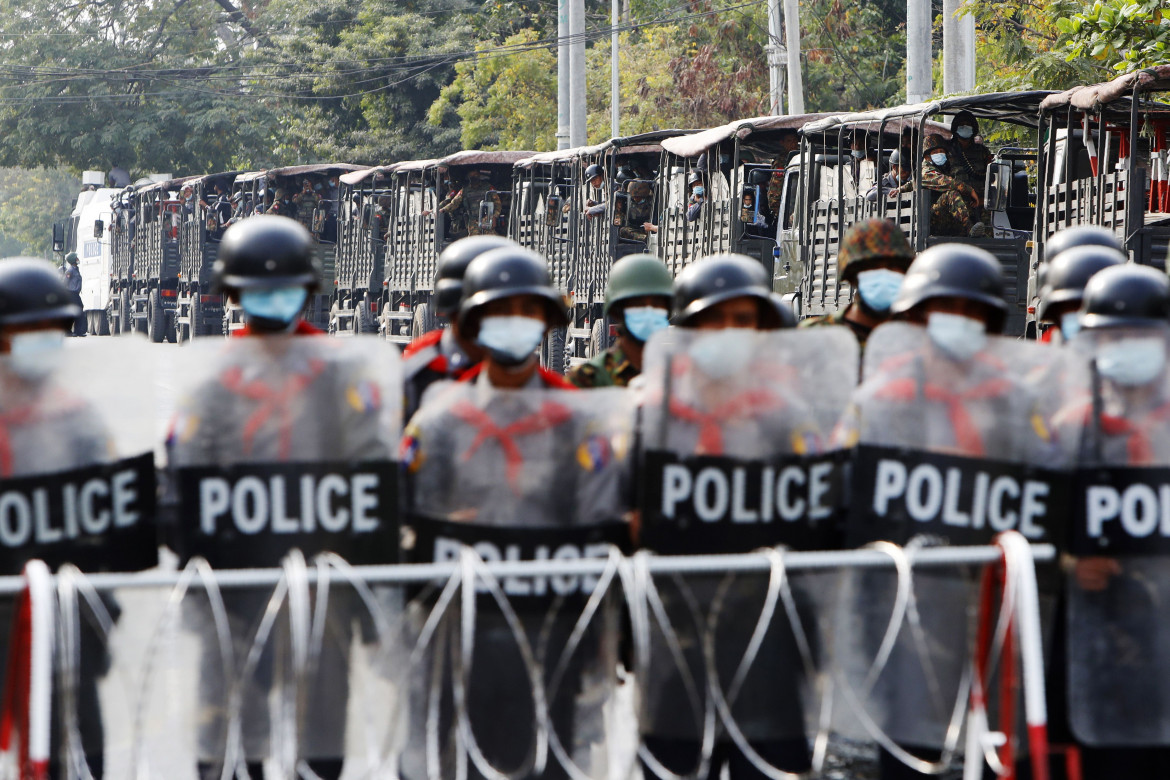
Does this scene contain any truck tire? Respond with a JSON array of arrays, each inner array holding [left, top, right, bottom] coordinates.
[[119, 289, 132, 336], [186, 293, 201, 341], [93, 310, 110, 336], [589, 319, 609, 359], [411, 302, 435, 340], [147, 289, 165, 343], [357, 292, 376, 334], [543, 327, 568, 374]]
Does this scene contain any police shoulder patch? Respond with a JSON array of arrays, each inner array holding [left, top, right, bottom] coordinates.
[[347, 380, 382, 413], [400, 426, 425, 473], [577, 433, 613, 472]]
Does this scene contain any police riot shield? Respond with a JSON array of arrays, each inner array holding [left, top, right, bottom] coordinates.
[[162, 334, 404, 768], [1063, 325, 1170, 746], [0, 335, 158, 775], [633, 327, 857, 773], [400, 383, 632, 780], [832, 321, 1082, 754]]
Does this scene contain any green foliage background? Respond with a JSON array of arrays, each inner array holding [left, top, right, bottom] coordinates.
[[0, 0, 1161, 254]]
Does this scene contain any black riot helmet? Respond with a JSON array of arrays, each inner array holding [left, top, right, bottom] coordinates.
[[891, 243, 1008, 332], [672, 253, 792, 329], [213, 215, 320, 294], [1043, 225, 1123, 264], [1037, 244, 1126, 322], [1079, 264, 1170, 330], [0, 257, 81, 328], [584, 164, 605, 183], [458, 247, 568, 338], [434, 236, 518, 318]]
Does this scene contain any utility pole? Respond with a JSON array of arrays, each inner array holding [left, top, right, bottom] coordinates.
[[906, 0, 932, 105], [942, 0, 976, 94], [611, 0, 620, 138], [782, 0, 804, 114], [569, 0, 587, 147], [557, 0, 570, 149], [767, 0, 785, 116]]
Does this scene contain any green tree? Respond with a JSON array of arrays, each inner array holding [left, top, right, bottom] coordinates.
[[1057, 0, 1170, 73], [0, 168, 81, 257]]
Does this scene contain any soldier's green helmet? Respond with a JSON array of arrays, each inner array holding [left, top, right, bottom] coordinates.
[[458, 247, 568, 338], [0, 257, 81, 328], [837, 219, 914, 284], [891, 244, 1008, 332], [213, 215, 320, 293], [604, 254, 674, 317], [1079, 264, 1170, 330], [434, 235, 518, 318], [673, 253, 794, 329]]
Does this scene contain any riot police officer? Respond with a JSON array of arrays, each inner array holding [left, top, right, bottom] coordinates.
[[1054, 264, 1170, 778], [402, 235, 515, 419], [568, 253, 673, 388], [673, 253, 792, 331], [584, 163, 607, 221], [799, 218, 914, 351], [1037, 243, 1125, 343], [401, 247, 628, 780], [171, 216, 397, 780]]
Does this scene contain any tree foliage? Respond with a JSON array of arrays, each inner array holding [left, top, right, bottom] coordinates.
[[0, 168, 80, 257], [1057, 0, 1170, 73]]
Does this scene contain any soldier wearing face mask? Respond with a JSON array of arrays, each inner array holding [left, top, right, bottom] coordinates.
[[685, 171, 705, 222], [799, 218, 914, 352], [568, 253, 673, 388], [866, 149, 913, 202], [947, 111, 991, 192], [892, 135, 982, 237]]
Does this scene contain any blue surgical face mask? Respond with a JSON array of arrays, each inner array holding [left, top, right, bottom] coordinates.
[[6, 330, 64, 381], [1060, 311, 1082, 342], [955, 126, 975, 140], [855, 269, 904, 313], [1096, 336, 1166, 387], [851, 149, 865, 159], [931, 152, 948, 167], [477, 315, 546, 366], [693, 186, 705, 197], [623, 306, 670, 343], [927, 312, 987, 362], [239, 286, 308, 325]]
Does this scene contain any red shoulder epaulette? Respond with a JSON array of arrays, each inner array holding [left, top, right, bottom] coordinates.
[[232, 320, 322, 338]]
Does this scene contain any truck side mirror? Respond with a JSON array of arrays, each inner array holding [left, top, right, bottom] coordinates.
[[546, 195, 562, 226], [984, 161, 1012, 213], [52, 223, 65, 253], [93, 219, 104, 238]]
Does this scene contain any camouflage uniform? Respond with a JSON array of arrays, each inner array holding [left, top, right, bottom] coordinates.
[[894, 165, 979, 237], [948, 141, 992, 192], [471, 189, 503, 236], [566, 344, 639, 388], [618, 181, 656, 242], [799, 308, 874, 351], [293, 186, 320, 230], [437, 185, 469, 237]]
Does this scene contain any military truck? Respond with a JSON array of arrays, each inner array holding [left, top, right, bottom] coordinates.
[[511, 131, 690, 369], [173, 171, 239, 341], [333, 166, 393, 337], [1033, 66, 1170, 305], [378, 150, 530, 344], [225, 163, 365, 334], [794, 92, 1054, 336], [54, 172, 121, 335], [106, 176, 192, 341]]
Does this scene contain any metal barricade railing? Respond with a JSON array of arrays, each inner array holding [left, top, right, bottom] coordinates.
[[1, 539, 1054, 780]]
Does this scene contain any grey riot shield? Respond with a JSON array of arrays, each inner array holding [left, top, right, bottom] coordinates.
[[167, 335, 403, 765], [633, 327, 856, 756], [0, 335, 158, 775], [400, 383, 632, 780], [1062, 325, 1170, 746], [833, 321, 1081, 752]]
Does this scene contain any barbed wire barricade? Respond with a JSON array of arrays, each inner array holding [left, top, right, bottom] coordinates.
[[0, 535, 1051, 780]]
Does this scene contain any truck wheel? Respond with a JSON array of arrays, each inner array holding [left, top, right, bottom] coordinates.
[[165, 308, 178, 344], [543, 327, 568, 374], [187, 293, 201, 341], [411, 302, 435, 339], [119, 289, 132, 336], [94, 310, 110, 336], [147, 289, 165, 343], [357, 293, 376, 334], [589, 319, 609, 358]]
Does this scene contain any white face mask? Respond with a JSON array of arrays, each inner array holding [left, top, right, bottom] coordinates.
[[6, 330, 65, 381], [955, 126, 975, 139], [476, 315, 546, 366], [930, 152, 948, 167], [927, 312, 987, 362], [1096, 336, 1166, 387], [688, 329, 755, 379]]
